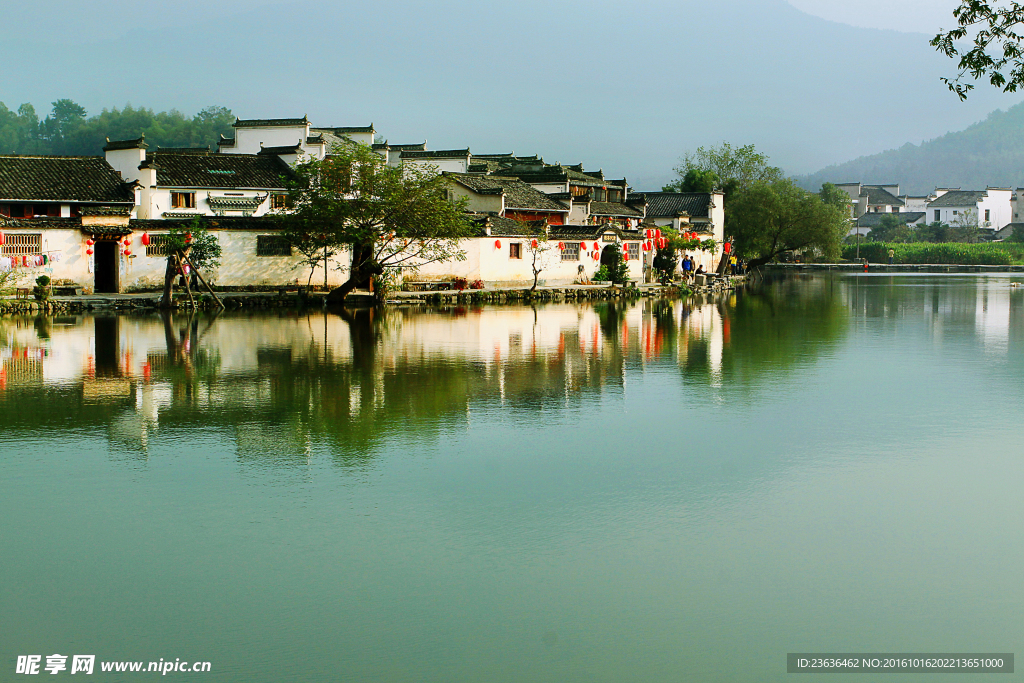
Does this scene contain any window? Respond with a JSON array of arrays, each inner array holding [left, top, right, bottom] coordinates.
[[627, 242, 640, 261], [271, 194, 291, 209], [509, 242, 522, 259], [561, 242, 580, 261], [146, 235, 172, 257], [985, 209, 991, 222], [257, 235, 292, 256], [935, 210, 940, 222], [1, 233, 42, 256], [170, 192, 196, 209], [892, 206, 899, 213], [953, 210, 959, 215]]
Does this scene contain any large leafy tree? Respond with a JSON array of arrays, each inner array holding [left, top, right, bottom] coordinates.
[[728, 177, 848, 267], [663, 143, 783, 201], [932, 1, 1024, 99], [284, 141, 474, 303]]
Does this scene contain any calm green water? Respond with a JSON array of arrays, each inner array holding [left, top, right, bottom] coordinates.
[[2, 273, 1023, 682]]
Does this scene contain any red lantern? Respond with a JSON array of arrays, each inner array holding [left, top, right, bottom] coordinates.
[[557, 242, 565, 250], [593, 242, 599, 251], [655, 229, 662, 239], [86, 248, 93, 256], [724, 242, 732, 254], [0, 232, 5, 246], [494, 239, 501, 249], [86, 238, 95, 246], [141, 232, 150, 246], [531, 239, 538, 248], [22, 255, 27, 266], [624, 252, 629, 261], [124, 249, 132, 256], [185, 232, 193, 244], [124, 238, 132, 246]]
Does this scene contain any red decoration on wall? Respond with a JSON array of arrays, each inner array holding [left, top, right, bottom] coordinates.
[[86, 238, 95, 246], [141, 232, 150, 246], [86, 248, 93, 255], [557, 242, 565, 250], [0, 232, 5, 246], [531, 239, 538, 248], [655, 229, 662, 239], [494, 239, 501, 249], [593, 242, 599, 251], [723, 242, 732, 254], [124, 249, 131, 256]]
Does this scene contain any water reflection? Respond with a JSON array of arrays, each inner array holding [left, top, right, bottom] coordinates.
[[1, 274, 1021, 460]]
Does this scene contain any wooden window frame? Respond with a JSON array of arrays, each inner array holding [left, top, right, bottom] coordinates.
[[561, 242, 580, 261], [146, 235, 172, 257], [509, 242, 522, 259], [170, 192, 196, 209], [1, 233, 42, 256]]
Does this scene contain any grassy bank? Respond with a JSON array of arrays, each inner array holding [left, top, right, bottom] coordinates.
[[841, 242, 1024, 265]]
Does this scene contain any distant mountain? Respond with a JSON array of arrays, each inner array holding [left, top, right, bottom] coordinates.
[[798, 103, 1024, 195]]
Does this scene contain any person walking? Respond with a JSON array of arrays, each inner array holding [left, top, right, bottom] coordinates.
[[682, 255, 693, 280]]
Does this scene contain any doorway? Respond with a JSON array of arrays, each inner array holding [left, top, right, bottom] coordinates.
[[94, 241, 118, 293], [600, 244, 619, 267]]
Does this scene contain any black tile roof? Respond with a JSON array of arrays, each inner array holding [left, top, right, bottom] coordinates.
[[156, 147, 210, 154], [549, 226, 644, 241], [130, 216, 287, 232], [148, 152, 293, 189], [0, 216, 81, 229], [80, 206, 132, 217], [861, 186, 904, 206], [257, 144, 304, 155], [633, 192, 713, 219], [493, 164, 608, 188], [313, 125, 374, 135], [928, 190, 990, 207], [402, 148, 471, 159], [234, 117, 309, 128], [103, 136, 148, 151], [0, 156, 135, 203], [469, 214, 536, 237], [856, 211, 926, 227], [446, 173, 568, 212], [590, 201, 643, 218], [217, 136, 235, 147]]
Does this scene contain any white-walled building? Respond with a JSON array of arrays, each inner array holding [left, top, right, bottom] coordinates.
[[925, 188, 1012, 231]]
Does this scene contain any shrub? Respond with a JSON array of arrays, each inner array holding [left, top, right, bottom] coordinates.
[[841, 242, 1024, 265], [452, 277, 468, 291], [469, 279, 484, 290], [593, 265, 611, 281]]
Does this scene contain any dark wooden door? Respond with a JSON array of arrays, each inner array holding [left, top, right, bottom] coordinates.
[[94, 241, 118, 293]]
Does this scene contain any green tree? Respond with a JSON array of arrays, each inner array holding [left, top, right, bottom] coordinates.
[[664, 168, 719, 193], [932, 2, 1024, 99], [728, 177, 848, 266], [39, 99, 87, 154], [159, 220, 223, 305], [664, 142, 783, 203], [915, 221, 956, 243], [1010, 224, 1024, 242], [284, 141, 474, 303], [867, 213, 914, 243]]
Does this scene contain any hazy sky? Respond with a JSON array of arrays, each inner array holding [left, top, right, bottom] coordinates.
[[1, 0, 1016, 189]]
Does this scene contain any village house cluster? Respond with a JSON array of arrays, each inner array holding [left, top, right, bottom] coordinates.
[[0, 117, 724, 293], [838, 182, 1024, 240]]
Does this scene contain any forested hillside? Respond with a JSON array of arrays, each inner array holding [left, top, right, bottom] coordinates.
[[799, 103, 1024, 194], [0, 99, 235, 155]]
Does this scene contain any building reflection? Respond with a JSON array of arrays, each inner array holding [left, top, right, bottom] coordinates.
[[0, 273, 1019, 461]]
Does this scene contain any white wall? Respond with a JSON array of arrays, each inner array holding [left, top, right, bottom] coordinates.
[[409, 237, 644, 286], [229, 123, 311, 155]]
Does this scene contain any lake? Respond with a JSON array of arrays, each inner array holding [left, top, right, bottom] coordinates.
[[1, 273, 1022, 681]]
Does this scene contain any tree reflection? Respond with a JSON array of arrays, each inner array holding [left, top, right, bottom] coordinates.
[[9, 273, 1024, 466]]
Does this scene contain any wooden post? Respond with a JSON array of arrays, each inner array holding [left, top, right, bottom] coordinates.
[[182, 252, 224, 309]]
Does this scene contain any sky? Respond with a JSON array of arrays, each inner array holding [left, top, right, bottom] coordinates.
[[1, 0, 1018, 190]]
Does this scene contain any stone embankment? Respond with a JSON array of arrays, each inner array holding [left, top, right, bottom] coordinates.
[[768, 263, 1024, 273], [0, 277, 744, 315]]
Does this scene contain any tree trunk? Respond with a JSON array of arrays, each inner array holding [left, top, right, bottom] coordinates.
[[160, 252, 178, 308], [325, 260, 382, 305]]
